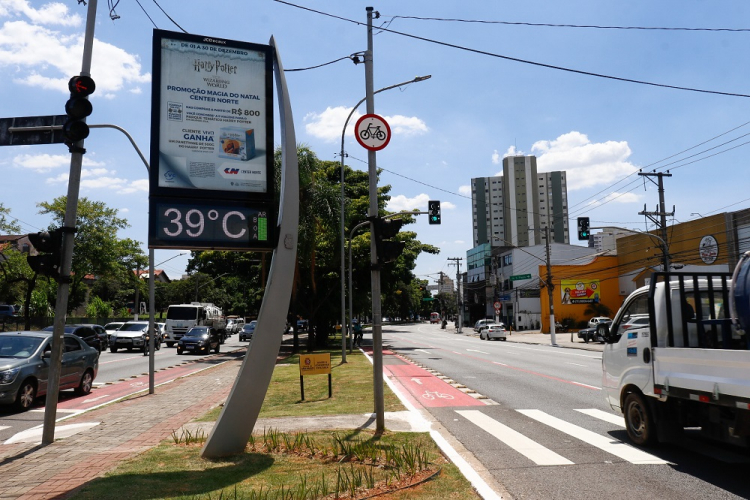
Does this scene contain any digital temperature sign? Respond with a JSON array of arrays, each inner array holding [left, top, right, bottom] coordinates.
[[148, 30, 276, 251], [149, 199, 275, 250]]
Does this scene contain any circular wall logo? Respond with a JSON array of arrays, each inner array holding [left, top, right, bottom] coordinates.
[[699, 235, 718, 264]]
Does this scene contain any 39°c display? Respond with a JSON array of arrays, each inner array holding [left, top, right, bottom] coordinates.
[[150, 200, 275, 250]]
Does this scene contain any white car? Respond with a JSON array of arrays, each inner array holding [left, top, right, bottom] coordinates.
[[109, 321, 161, 353], [474, 318, 495, 332], [588, 316, 612, 329], [480, 324, 508, 341], [104, 322, 125, 344]]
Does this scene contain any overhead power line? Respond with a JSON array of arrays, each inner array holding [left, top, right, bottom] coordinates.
[[273, 0, 750, 98], [380, 14, 750, 33]]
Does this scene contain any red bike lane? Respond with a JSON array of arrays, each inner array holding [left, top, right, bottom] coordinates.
[[364, 348, 485, 409]]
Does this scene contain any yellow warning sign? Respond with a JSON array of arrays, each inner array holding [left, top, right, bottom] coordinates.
[[299, 353, 331, 376]]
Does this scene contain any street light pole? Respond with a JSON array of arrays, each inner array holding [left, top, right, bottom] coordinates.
[[339, 78, 431, 362]]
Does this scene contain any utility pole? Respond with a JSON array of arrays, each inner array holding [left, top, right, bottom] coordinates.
[[448, 257, 463, 333], [545, 226, 558, 347], [638, 171, 673, 271], [364, 6, 385, 434], [42, 0, 98, 445]]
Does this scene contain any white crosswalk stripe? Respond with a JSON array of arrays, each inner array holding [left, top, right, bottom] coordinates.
[[517, 409, 668, 464], [575, 408, 625, 427], [456, 410, 573, 466]]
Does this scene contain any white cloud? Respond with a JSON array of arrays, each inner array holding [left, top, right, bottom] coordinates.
[[458, 185, 471, 196], [504, 146, 524, 157], [304, 106, 428, 142], [0, 0, 82, 27], [531, 131, 638, 190], [0, 18, 150, 95], [491, 150, 500, 164], [13, 153, 104, 172], [120, 179, 149, 193], [442, 201, 456, 209], [386, 193, 430, 212]]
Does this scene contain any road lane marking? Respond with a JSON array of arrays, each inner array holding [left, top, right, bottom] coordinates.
[[566, 362, 585, 367], [83, 394, 111, 403], [517, 409, 668, 465], [467, 349, 489, 354], [416, 349, 431, 354], [571, 381, 601, 390], [575, 409, 625, 427], [456, 410, 574, 466], [493, 362, 507, 366], [411, 378, 423, 385]]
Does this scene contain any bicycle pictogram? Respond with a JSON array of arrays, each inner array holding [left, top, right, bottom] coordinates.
[[359, 123, 387, 141], [421, 390, 454, 401]]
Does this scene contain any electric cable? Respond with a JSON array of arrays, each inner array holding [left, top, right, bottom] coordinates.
[[273, 0, 750, 98]]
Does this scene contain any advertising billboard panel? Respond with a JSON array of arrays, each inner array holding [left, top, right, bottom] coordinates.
[[149, 30, 275, 250]]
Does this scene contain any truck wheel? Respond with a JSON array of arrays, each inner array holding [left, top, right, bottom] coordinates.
[[624, 392, 655, 446], [166, 342, 175, 348], [110, 347, 118, 353]]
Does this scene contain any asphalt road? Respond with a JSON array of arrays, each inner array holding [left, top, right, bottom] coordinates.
[[382, 323, 750, 500]]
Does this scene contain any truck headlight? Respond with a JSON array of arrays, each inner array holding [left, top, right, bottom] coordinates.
[[0, 368, 20, 385]]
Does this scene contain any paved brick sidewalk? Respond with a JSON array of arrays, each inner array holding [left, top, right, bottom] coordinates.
[[0, 356, 243, 500]]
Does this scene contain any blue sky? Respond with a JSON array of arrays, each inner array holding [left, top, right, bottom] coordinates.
[[2, 0, 749, 284]]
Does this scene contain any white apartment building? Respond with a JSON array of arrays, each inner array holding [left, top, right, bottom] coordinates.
[[472, 155, 569, 248]]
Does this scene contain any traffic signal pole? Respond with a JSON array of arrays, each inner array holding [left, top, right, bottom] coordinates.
[[42, 0, 98, 445]]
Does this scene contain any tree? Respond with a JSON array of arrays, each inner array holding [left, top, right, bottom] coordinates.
[[37, 197, 129, 312], [0, 203, 21, 234]]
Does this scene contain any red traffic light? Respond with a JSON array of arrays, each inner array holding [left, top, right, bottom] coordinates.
[[68, 75, 96, 96]]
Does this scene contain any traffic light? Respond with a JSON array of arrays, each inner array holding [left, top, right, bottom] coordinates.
[[27, 228, 64, 277], [63, 75, 95, 145], [577, 217, 590, 240], [372, 217, 406, 265], [428, 200, 441, 225]]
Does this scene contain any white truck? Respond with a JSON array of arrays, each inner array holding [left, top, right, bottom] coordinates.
[[164, 302, 227, 347], [601, 255, 750, 448]]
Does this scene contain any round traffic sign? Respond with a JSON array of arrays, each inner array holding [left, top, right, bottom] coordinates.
[[494, 301, 502, 311], [354, 114, 391, 151]]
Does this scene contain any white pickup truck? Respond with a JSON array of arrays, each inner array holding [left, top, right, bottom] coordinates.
[[601, 256, 750, 448]]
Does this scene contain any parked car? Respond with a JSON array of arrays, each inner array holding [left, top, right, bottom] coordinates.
[[42, 324, 102, 352], [480, 324, 508, 341], [588, 316, 612, 329], [0, 330, 98, 411], [296, 319, 308, 332], [577, 326, 606, 343], [176, 326, 220, 355], [0, 305, 17, 319], [477, 321, 504, 334], [109, 321, 161, 353], [474, 318, 495, 332], [240, 321, 257, 342]]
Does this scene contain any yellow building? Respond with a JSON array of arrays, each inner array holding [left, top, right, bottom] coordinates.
[[539, 256, 622, 333]]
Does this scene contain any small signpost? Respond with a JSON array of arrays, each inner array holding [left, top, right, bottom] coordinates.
[[299, 352, 332, 400], [510, 274, 532, 281], [493, 301, 502, 312], [354, 113, 391, 151]]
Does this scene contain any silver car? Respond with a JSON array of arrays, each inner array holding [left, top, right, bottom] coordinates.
[[0, 331, 99, 411]]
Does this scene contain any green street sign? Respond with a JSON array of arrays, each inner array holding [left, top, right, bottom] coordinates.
[[510, 274, 531, 281]]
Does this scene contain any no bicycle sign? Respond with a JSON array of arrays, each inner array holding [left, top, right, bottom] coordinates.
[[355, 113, 391, 151]]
